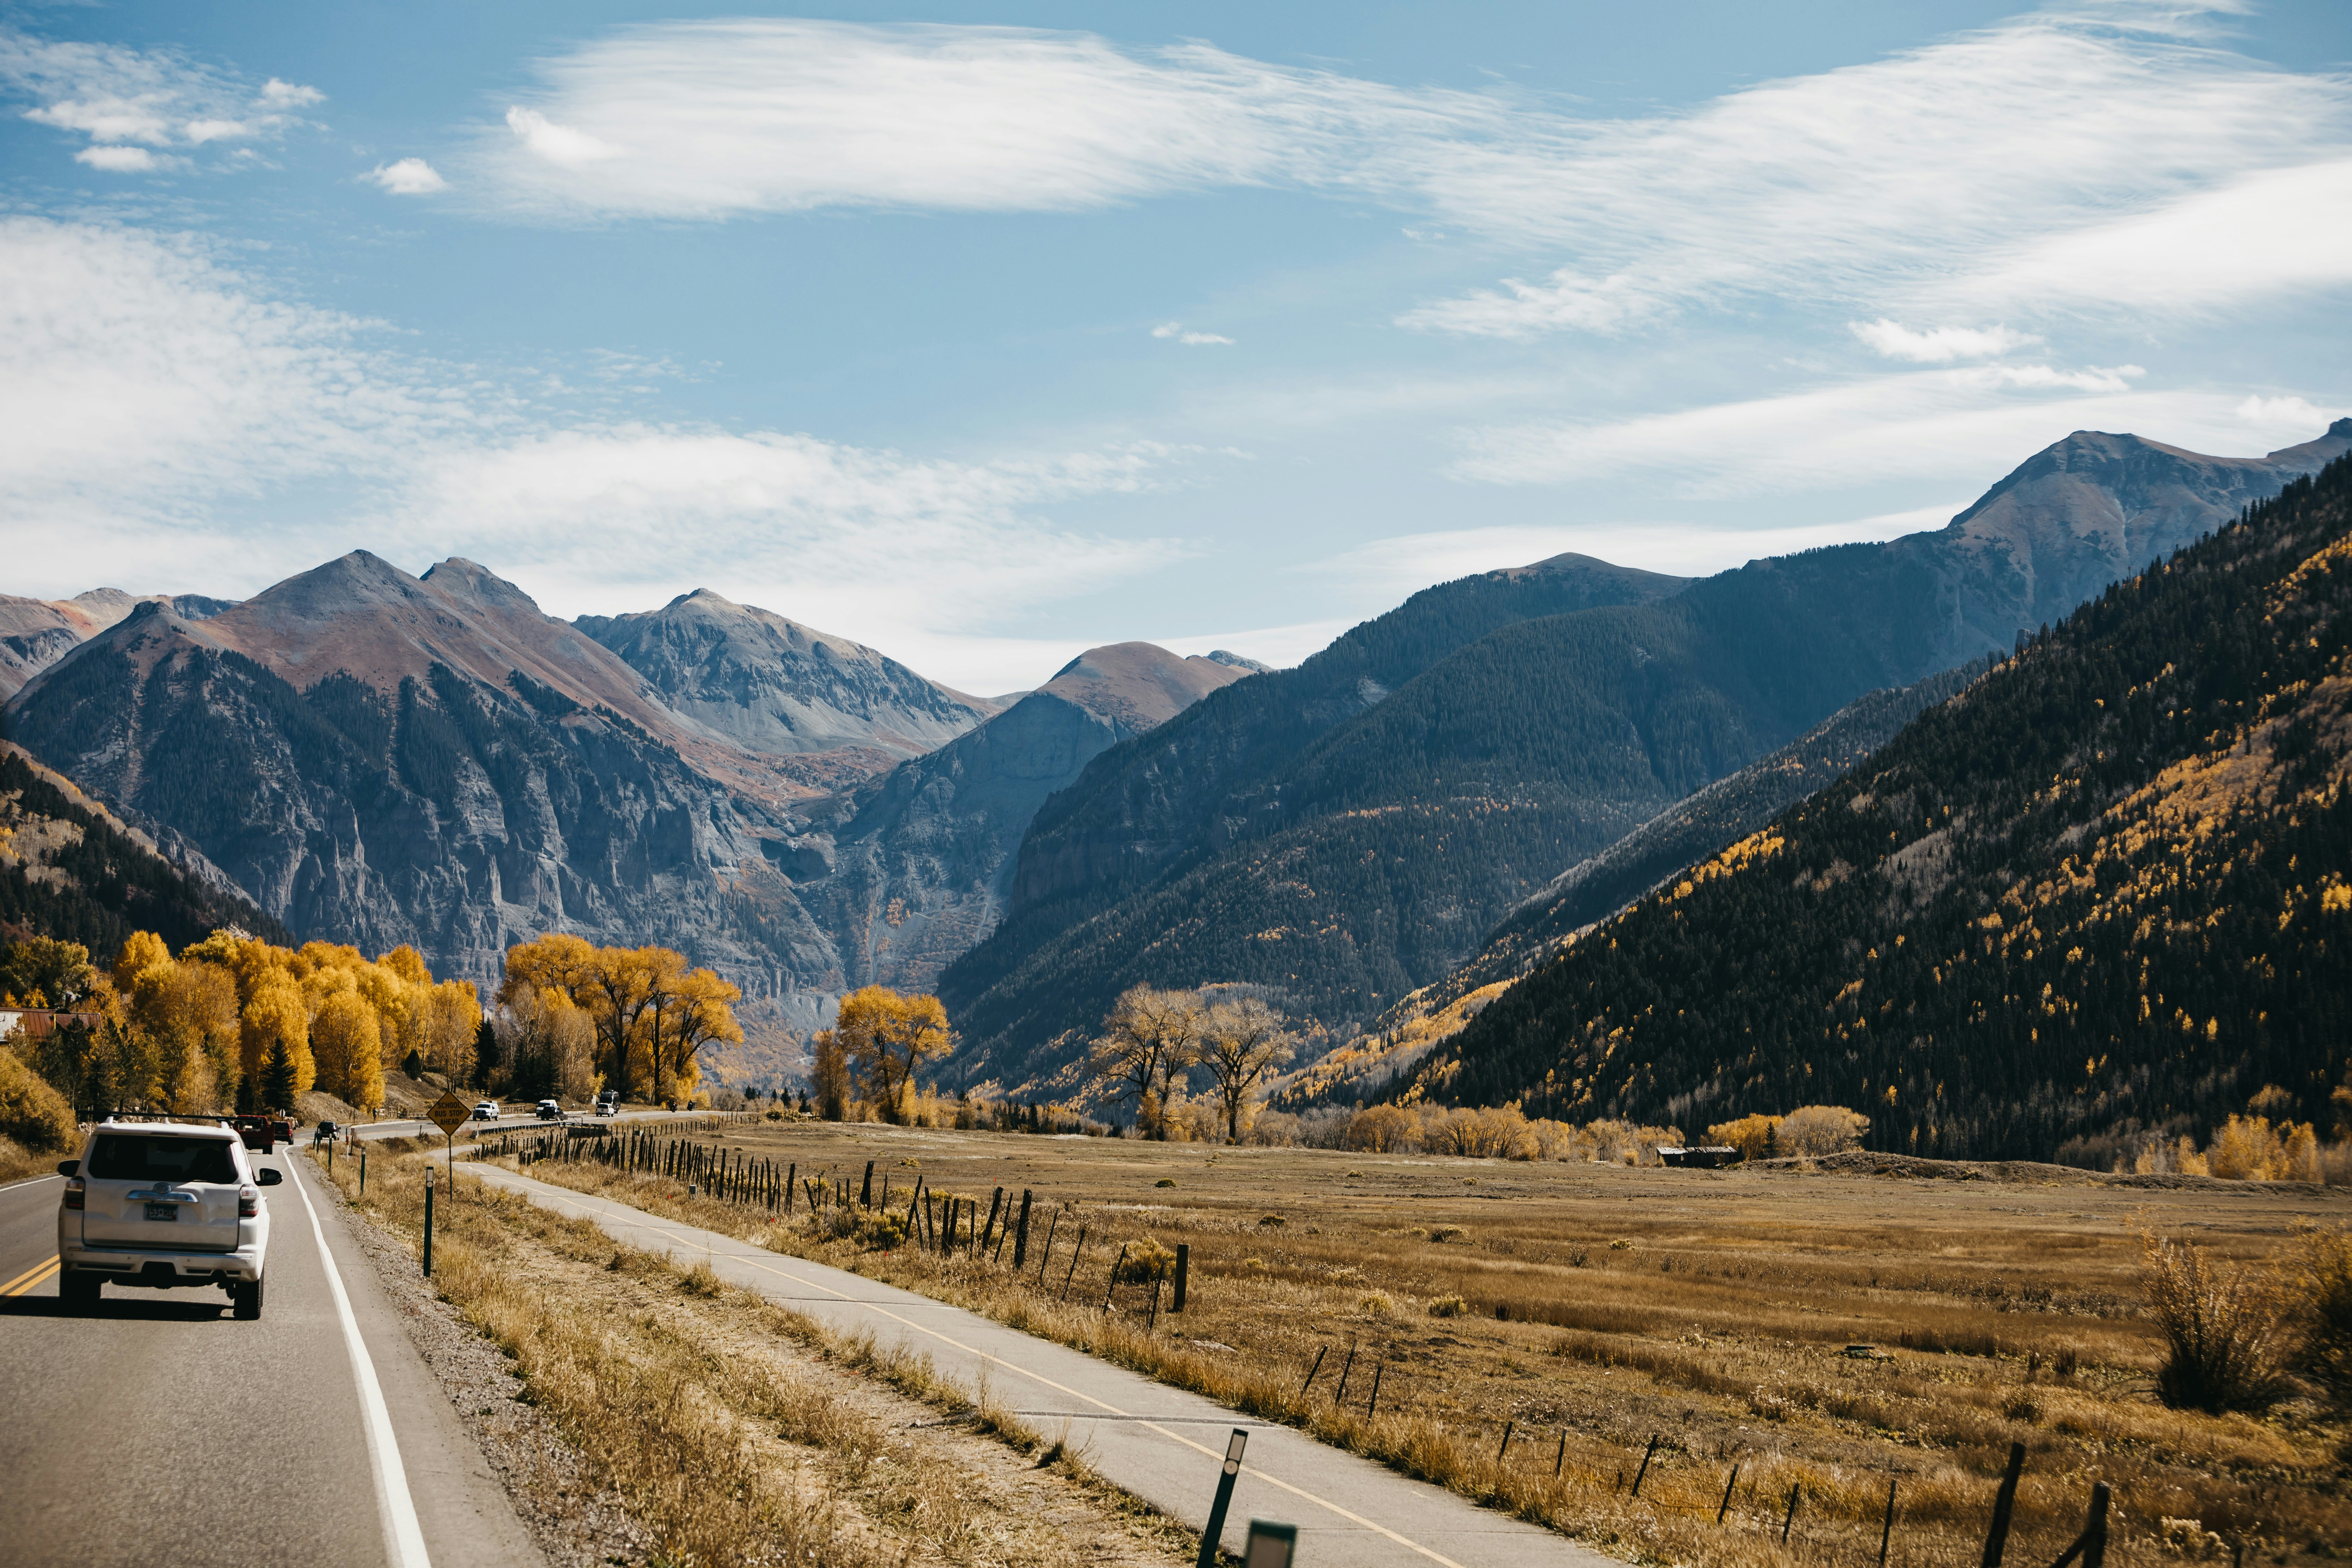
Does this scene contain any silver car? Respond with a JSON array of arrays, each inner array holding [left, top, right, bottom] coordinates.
[[57, 1119, 280, 1318]]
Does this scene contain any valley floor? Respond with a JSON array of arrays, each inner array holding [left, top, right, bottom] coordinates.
[[499, 1121, 2352, 1567]]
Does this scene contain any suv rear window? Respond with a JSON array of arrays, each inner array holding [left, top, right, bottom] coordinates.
[[86, 1134, 239, 1184]]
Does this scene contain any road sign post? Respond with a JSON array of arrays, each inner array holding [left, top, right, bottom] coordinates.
[[427, 1090, 469, 1198], [1195, 1428, 1248, 1568]]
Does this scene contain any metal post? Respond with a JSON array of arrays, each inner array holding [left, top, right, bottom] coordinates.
[[423, 1169, 435, 1279], [1062, 1230, 1087, 1301], [1298, 1345, 1328, 1397], [1104, 1243, 1129, 1312], [1782, 1484, 1801, 1545], [1335, 1334, 1358, 1400], [1718, 1463, 1741, 1523], [1879, 1478, 1898, 1568], [360, 1143, 367, 1196], [1366, 1361, 1384, 1418], [1193, 1429, 1249, 1568], [1981, 1442, 2025, 1568], [1557, 1432, 1569, 1479], [1498, 1421, 1514, 1463]]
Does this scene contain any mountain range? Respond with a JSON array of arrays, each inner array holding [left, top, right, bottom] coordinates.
[[936, 422, 2352, 1095], [4, 420, 2346, 1119], [1392, 451, 2352, 1159]]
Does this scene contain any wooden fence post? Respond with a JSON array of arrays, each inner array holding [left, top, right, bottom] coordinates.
[[860, 1160, 873, 1207], [1012, 1190, 1034, 1269], [1104, 1243, 1129, 1312], [1981, 1441, 2025, 1568], [1172, 1242, 1189, 1312]]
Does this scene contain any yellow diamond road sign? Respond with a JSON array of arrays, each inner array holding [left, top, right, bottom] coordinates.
[[427, 1090, 470, 1138]]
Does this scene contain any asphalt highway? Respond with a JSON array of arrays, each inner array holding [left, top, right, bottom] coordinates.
[[0, 1157, 541, 1568]]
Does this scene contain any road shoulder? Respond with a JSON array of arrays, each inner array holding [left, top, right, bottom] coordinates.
[[300, 1157, 634, 1567]]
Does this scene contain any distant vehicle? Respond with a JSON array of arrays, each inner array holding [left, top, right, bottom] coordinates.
[[534, 1099, 562, 1121], [595, 1097, 620, 1116], [472, 1100, 499, 1121], [268, 1114, 294, 1145], [226, 1114, 274, 1154], [57, 1118, 281, 1318]]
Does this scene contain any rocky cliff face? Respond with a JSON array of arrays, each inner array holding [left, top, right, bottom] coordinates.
[[791, 644, 1252, 993], [5, 555, 834, 988], [576, 589, 997, 788]]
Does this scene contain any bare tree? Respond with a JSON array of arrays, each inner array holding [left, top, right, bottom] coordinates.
[[1086, 986, 1205, 1138], [1199, 996, 1295, 1143]]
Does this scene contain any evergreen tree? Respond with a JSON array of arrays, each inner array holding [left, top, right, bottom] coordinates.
[[472, 1017, 499, 1088], [261, 1037, 297, 1112]]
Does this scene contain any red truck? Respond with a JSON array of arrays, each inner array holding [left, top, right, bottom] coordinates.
[[227, 1114, 275, 1154]]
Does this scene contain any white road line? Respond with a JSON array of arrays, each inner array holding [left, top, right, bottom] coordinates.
[[288, 1158, 432, 1568]]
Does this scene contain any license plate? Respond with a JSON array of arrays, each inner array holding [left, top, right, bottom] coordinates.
[[144, 1202, 178, 1222]]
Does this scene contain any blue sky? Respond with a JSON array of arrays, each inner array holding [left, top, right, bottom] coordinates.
[[2, 1, 2347, 692]]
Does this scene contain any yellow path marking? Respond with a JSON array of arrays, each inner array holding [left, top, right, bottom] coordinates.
[[2, 1254, 60, 1295], [500, 1174, 1469, 1568]]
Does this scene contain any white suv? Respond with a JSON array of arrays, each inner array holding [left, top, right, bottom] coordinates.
[[57, 1119, 280, 1318]]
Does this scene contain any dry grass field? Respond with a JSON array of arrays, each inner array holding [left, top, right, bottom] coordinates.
[[496, 1119, 2352, 1568]]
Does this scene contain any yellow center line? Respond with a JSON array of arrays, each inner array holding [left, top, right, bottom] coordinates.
[[495, 1173, 1468, 1568], [2, 1255, 60, 1296]]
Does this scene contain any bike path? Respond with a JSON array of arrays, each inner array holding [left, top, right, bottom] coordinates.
[[471, 1163, 1615, 1568]]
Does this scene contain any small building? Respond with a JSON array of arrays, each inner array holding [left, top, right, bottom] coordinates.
[[0, 1007, 106, 1041], [1658, 1145, 1743, 1169]]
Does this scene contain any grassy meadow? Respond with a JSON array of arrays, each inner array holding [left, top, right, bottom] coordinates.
[[493, 1119, 2352, 1567]]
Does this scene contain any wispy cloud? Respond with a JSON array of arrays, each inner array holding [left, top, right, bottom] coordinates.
[[368, 157, 446, 195], [1453, 369, 2337, 498], [1153, 321, 1233, 346], [463, 8, 2352, 335], [0, 217, 1192, 685], [1850, 321, 2043, 363], [0, 29, 323, 170]]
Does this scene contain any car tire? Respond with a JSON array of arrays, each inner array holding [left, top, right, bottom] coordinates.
[[232, 1278, 264, 1321], [59, 1270, 101, 1312]]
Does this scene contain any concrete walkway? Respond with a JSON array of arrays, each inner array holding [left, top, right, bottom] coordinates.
[[470, 1164, 1612, 1568]]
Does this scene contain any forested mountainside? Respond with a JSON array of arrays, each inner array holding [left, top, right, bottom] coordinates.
[[576, 587, 998, 788], [940, 425, 2352, 1093], [1404, 454, 2352, 1163], [790, 644, 1253, 994], [1280, 659, 1992, 1107], [0, 744, 286, 958]]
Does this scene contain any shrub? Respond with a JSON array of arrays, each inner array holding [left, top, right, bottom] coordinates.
[[1114, 1236, 1177, 1284], [1778, 1105, 1870, 1155], [2289, 1223, 2352, 1409], [1359, 1292, 1394, 1315], [1428, 1295, 1468, 1318], [1257, 1213, 1285, 1228], [1426, 1224, 1466, 1243], [1154, 1177, 1176, 1188], [2141, 1231, 2287, 1412], [0, 1048, 75, 1152]]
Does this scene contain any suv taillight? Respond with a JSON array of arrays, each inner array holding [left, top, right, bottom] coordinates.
[[64, 1178, 84, 1211], [239, 1187, 259, 1218]]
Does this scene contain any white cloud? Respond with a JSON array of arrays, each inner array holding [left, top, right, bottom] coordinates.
[[1850, 320, 2042, 362], [369, 157, 448, 195], [2236, 394, 2341, 427], [0, 28, 322, 168], [1454, 369, 2342, 498], [1153, 321, 1233, 345], [0, 217, 1193, 690], [504, 106, 617, 169], [258, 77, 323, 109], [74, 144, 160, 172]]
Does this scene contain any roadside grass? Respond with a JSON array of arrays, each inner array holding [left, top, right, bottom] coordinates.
[[491, 1123, 2352, 1566], [306, 1140, 1193, 1568], [0, 1133, 54, 1187]]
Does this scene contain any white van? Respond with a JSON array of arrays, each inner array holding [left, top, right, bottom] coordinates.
[[56, 1119, 280, 1318]]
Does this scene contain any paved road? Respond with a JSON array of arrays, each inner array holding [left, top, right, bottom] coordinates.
[[474, 1163, 1614, 1568], [0, 1161, 540, 1568]]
